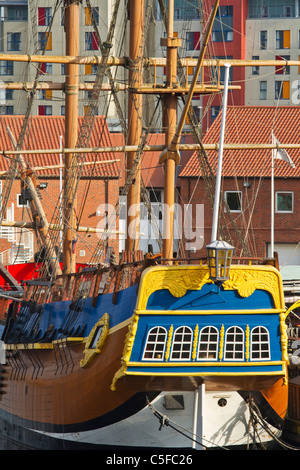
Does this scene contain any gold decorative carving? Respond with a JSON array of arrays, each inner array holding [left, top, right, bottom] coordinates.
[[219, 325, 224, 361], [279, 312, 289, 364], [80, 313, 109, 368], [192, 324, 199, 361], [110, 367, 126, 391], [223, 269, 282, 309], [137, 265, 283, 312], [245, 325, 250, 362], [137, 267, 211, 310], [165, 325, 173, 361]]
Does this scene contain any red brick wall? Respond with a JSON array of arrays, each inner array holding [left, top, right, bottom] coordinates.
[[0, 177, 120, 265], [179, 175, 299, 259]]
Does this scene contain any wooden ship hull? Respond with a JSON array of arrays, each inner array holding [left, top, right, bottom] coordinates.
[[0, 260, 289, 449]]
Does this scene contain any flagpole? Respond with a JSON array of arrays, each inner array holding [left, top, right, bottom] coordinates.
[[271, 131, 274, 258]]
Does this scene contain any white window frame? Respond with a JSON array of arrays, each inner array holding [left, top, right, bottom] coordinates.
[[224, 326, 244, 361], [197, 326, 219, 361], [170, 326, 193, 361], [250, 326, 271, 360], [225, 191, 242, 212], [275, 191, 294, 213], [142, 326, 167, 361]]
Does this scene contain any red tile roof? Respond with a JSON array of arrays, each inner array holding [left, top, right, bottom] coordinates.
[[0, 116, 120, 178], [179, 106, 300, 178]]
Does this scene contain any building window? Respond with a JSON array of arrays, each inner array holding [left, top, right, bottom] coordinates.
[[211, 105, 220, 123], [17, 193, 29, 207], [38, 7, 52, 26], [225, 191, 242, 212], [39, 63, 52, 75], [276, 191, 293, 213], [170, 326, 193, 361], [85, 6, 99, 25], [251, 326, 270, 360], [198, 326, 219, 361], [38, 89, 52, 100], [143, 326, 167, 361], [275, 80, 290, 99], [260, 30, 267, 50], [61, 105, 65, 115], [0, 106, 14, 115], [252, 56, 259, 75], [38, 105, 52, 116], [38, 32, 52, 51], [85, 32, 99, 51], [224, 326, 244, 361], [260, 81, 267, 99], [186, 31, 200, 50], [276, 55, 290, 74], [283, 6, 292, 17], [7, 33, 21, 51], [276, 30, 290, 49], [0, 61, 13, 75]]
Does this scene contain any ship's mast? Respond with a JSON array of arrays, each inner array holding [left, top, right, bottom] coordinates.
[[125, 0, 144, 252], [63, 0, 79, 274], [160, 0, 181, 261]]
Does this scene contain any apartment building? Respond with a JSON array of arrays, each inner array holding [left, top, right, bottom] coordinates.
[[245, 0, 300, 106], [0, 0, 128, 119]]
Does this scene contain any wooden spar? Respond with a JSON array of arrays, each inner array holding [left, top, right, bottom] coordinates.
[[165, 0, 220, 155], [160, 0, 181, 262], [6, 127, 62, 276], [1, 143, 300, 159], [160, 0, 220, 262], [125, 0, 144, 252], [0, 220, 124, 234], [63, 0, 79, 274], [2, 82, 127, 91], [1, 53, 300, 69]]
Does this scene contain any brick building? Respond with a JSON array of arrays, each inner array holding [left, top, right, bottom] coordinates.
[[179, 106, 300, 266], [0, 115, 120, 265]]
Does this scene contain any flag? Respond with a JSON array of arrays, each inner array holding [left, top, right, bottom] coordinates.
[[272, 132, 295, 168]]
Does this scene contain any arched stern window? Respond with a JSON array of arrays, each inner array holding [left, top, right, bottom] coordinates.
[[170, 326, 193, 361], [224, 326, 244, 361], [198, 326, 219, 360], [143, 326, 167, 361], [251, 326, 270, 360]]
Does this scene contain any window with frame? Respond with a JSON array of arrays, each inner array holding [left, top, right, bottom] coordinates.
[[0, 106, 13, 115], [85, 6, 99, 25], [7, 33, 21, 51], [198, 326, 219, 361], [260, 31, 267, 50], [186, 32, 200, 50], [38, 105, 52, 116], [224, 326, 244, 361], [38, 7, 52, 26], [252, 56, 259, 75], [85, 32, 99, 51], [0, 61, 13, 76], [170, 326, 193, 361], [251, 326, 270, 360], [276, 55, 290, 75], [276, 191, 293, 213], [276, 30, 290, 49], [260, 81, 267, 100], [143, 326, 167, 361], [38, 32, 52, 51], [275, 80, 290, 99], [225, 191, 242, 212]]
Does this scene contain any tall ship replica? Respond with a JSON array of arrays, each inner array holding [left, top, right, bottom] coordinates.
[[0, 0, 295, 450]]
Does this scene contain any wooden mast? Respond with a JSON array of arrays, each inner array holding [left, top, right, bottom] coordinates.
[[159, 0, 220, 261], [125, 0, 144, 253], [63, 0, 79, 274], [159, 0, 181, 261]]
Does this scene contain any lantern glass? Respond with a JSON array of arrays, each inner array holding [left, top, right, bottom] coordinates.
[[206, 240, 234, 284]]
